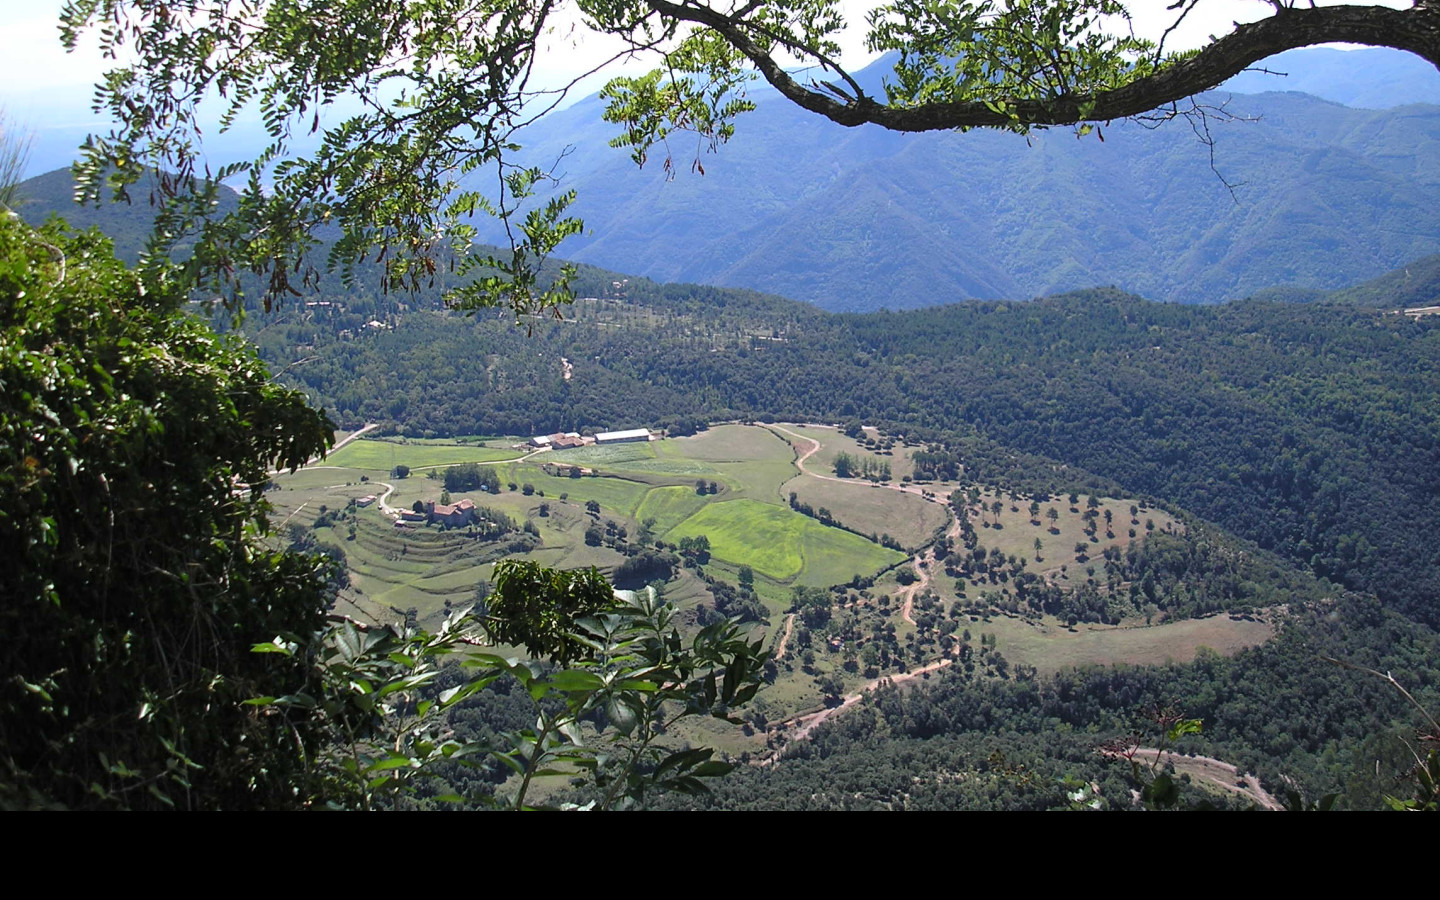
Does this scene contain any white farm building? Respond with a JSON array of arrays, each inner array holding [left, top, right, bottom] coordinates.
[[594, 428, 651, 444]]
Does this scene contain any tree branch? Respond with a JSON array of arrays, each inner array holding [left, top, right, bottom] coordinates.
[[642, 3, 1440, 131]]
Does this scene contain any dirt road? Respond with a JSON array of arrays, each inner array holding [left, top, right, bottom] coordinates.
[[768, 423, 946, 505], [774, 614, 796, 660], [1128, 748, 1282, 810], [760, 658, 955, 764], [757, 423, 965, 751]]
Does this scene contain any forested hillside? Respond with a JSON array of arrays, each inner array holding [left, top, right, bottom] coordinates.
[[664, 593, 1440, 810]]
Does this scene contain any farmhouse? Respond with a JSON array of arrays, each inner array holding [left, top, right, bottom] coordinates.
[[528, 431, 586, 449], [427, 498, 478, 527], [595, 428, 651, 444], [355, 495, 376, 507]]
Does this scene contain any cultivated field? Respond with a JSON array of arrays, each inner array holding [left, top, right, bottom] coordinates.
[[784, 473, 948, 550], [667, 498, 905, 582]]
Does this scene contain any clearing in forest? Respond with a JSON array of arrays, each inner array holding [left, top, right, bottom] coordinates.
[[983, 614, 1276, 675]]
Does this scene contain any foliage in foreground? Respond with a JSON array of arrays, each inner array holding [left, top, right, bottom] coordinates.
[[0, 213, 335, 808], [253, 561, 768, 810], [0, 216, 766, 810]]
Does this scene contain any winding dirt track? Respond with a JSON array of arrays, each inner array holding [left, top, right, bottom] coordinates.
[[769, 424, 944, 504], [758, 424, 969, 757], [1129, 748, 1282, 810], [774, 614, 796, 661], [787, 658, 953, 742], [768, 423, 959, 629]]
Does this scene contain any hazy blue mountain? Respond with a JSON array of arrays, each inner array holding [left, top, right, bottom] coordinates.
[[1219, 47, 1440, 109], [1326, 253, 1440, 308], [19, 47, 1440, 312], [476, 54, 1440, 311]]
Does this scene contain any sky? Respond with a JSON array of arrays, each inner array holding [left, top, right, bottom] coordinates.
[[0, 0, 1407, 177]]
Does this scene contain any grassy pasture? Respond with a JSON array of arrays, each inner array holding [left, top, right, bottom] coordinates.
[[794, 525, 907, 587], [668, 499, 906, 582], [325, 439, 524, 470], [549, 441, 657, 467], [784, 474, 948, 550], [984, 614, 1275, 675], [635, 485, 713, 536], [604, 457, 721, 477], [777, 423, 916, 481], [498, 465, 657, 517], [664, 426, 797, 504], [669, 500, 804, 579], [672, 424, 786, 461]]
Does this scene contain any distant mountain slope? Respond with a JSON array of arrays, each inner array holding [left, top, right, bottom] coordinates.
[[1249, 253, 1440, 308], [1327, 254, 1440, 308], [1219, 47, 1440, 109], [475, 54, 1440, 312], [10, 168, 158, 263], [10, 167, 241, 265]]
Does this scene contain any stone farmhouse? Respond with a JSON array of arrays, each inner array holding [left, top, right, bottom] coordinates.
[[426, 498, 478, 528]]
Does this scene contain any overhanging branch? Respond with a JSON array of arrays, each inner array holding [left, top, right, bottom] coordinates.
[[642, 3, 1440, 131]]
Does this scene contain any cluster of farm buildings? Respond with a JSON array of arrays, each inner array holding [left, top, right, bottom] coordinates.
[[393, 498, 482, 529], [522, 427, 652, 449], [354, 427, 653, 531]]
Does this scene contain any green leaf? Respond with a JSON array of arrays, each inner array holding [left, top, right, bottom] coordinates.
[[546, 669, 606, 692]]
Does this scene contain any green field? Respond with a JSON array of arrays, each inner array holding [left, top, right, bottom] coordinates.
[[665, 426, 798, 503], [326, 439, 525, 470], [549, 441, 658, 467], [634, 485, 713, 535], [667, 499, 906, 581], [499, 466, 657, 517]]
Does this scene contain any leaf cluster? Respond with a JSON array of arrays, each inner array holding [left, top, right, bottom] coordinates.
[[250, 563, 768, 810], [0, 213, 335, 808]]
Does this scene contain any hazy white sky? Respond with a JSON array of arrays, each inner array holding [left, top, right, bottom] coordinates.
[[0, 0, 1404, 173], [0, 1, 1371, 96]]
